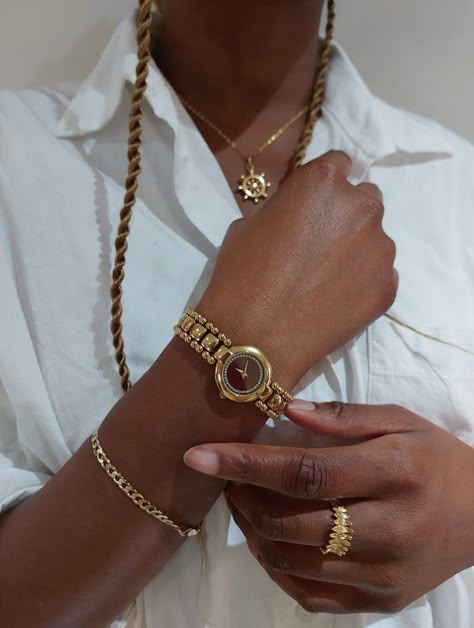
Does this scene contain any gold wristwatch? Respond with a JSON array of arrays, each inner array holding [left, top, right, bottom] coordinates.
[[174, 308, 292, 419]]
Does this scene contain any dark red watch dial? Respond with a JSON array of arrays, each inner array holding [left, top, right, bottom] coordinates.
[[223, 353, 264, 396]]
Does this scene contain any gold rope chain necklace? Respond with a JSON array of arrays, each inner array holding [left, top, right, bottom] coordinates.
[[178, 95, 309, 204], [111, 0, 473, 400], [110, 0, 335, 392]]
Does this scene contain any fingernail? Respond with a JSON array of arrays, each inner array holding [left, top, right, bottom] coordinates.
[[183, 446, 219, 475], [288, 399, 316, 413]]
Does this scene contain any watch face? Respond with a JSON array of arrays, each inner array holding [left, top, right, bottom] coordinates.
[[222, 352, 265, 396]]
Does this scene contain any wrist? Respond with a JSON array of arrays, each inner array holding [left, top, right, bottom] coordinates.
[[196, 291, 300, 390], [197, 289, 272, 350], [175, 302, 295, 419]]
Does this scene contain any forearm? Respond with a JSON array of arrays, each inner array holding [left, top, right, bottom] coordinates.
[[0, 318, 295, 627]]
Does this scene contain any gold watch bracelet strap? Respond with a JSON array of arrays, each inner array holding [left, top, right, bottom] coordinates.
[[174, 307, 293, 419], [91, 429, 201, 538]]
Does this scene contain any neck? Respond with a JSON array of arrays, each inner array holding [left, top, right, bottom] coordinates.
[[153, 0, 325, 135]]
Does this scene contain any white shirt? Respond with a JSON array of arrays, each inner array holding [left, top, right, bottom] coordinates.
[[0, 12, 473, 628]]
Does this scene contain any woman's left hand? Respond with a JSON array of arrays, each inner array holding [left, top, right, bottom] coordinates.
[[184, 401, 474, 614]]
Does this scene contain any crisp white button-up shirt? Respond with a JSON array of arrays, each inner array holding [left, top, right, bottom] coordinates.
[[0, 12, 473, 628]]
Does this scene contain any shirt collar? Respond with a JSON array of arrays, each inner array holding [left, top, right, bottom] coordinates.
[[55, 11, 453, 162], [322, 43, 454, 162], [55, 12, 174, 138]]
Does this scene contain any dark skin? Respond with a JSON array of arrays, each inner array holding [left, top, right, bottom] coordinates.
[[185, 402, 474, 613], [161, 0, 474, 614], [0, 73, 395, 628], [0, 1, 467, 626], [0, 147, 395, 624], [154, 0, 326, 215]]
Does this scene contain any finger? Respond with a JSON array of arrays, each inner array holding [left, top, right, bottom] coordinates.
[[317, 150, 352, 177], [226, 484, 381, 549], [228, 499, 368, 588], [356, 182, 383, 202], [184, 440, 394, 498], [226, 483, 332, 546], [263, 572, 382, 615], [229, 500, 402, 604], [286, 401, 420, 442]]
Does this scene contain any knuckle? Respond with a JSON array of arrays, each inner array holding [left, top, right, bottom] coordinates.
[[380, 595, 409, 614], [381, 279, 398, 311], [387, 402, 404, 414], [375, 269, 398, 312], [385, 235, 397, 262], [299, 595, 361, 615], [269, 552, 290, 574], [323, 401, 359, 433], [258, 543, 289, 574], [228, 217, 244, 230], [393, 437, 425, 485], [380, 448, 415, 497], [225, 451, 252, 481], [363, 195, 385, 222], [399, 529, 417, 554], [384, 520, 419, 558], [290, 452, 327, 499], [315, 158, 339, 185], [225, 217, 245, 238], [327, 400, 351, 419], [402, 514, 423, 552], [367, 564, 407, 593], [299, 598, 324, 614], [384, 404, 412, 431], [254, 508, 284, 541]]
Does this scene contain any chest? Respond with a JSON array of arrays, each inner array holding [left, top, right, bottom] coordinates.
[[12, 143, 474, 462]]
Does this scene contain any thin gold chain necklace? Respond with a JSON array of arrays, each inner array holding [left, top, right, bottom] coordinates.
[[178, 95, 309, 204], [110, 0, 335, 392]]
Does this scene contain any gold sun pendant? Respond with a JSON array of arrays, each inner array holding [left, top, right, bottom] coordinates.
[[237, 158, 271, 204]]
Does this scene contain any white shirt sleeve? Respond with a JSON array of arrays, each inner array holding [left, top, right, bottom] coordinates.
[[0, 378, 51, 515], [0, 192, 52, 512], [0, 157, 54, 515]]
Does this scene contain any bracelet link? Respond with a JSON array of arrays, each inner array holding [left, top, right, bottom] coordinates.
[[175, 308, 292, 419], [91, 429, 200, 538]]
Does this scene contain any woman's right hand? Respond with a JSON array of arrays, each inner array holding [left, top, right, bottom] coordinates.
[[198, 151, 397, 387]]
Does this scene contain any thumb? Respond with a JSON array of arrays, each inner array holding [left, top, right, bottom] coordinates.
[[286, 400, 418, 441]]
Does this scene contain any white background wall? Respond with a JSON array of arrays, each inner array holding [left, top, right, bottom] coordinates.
[[0, 0, 473, 142]]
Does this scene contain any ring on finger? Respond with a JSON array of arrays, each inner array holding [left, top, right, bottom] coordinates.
[[320, 499, 353, 557]]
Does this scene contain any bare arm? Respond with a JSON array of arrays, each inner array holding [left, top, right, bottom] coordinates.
[[0, 333, 271, 628], [0, 153, 396, 627]]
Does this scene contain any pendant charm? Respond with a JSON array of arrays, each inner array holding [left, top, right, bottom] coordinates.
[[238, 158, 271, 204]]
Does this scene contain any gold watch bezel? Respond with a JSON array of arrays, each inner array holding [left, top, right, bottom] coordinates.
[[215, 345, 272, 403]]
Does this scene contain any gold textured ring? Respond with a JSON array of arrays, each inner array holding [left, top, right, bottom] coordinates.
[[320, 500, 353, 557]]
